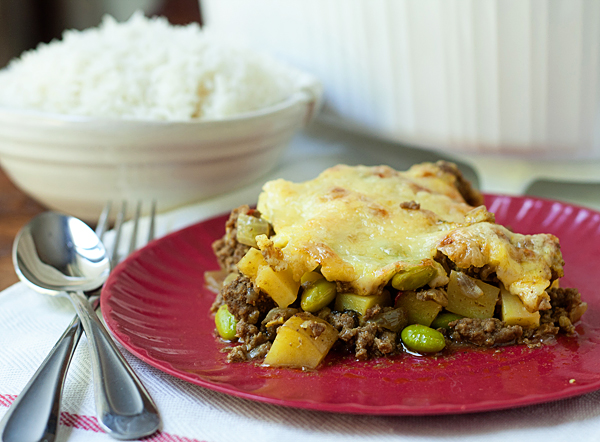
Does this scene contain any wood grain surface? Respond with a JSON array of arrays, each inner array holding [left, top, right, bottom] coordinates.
[[0, 168, 44, 290]]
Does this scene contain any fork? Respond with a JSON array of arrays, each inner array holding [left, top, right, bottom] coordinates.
[[0, 201, 159, 442]]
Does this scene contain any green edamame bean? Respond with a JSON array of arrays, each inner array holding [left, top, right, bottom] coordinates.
[[430, 312, 464, 330], [391, 266, 436, 291], [215, 304, 238, 340], [300, 271, 324, 285], [301, 279, 337, 312], [401, 324, 446, 353]]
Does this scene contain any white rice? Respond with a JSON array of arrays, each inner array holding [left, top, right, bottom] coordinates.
[[0, 12, 309, 121]]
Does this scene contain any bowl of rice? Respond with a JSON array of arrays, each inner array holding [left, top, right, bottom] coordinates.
[[0, 12, 321, 221]]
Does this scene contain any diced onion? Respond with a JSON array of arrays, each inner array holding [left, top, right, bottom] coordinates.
[[455, 272, 483, 299]]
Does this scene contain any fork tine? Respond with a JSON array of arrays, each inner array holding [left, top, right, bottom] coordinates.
[[128, 201, 142, 256], [106, 200, 156, 269], [95, 201, 112, 241], [111, 201, 127, 268], [147, 199, 156, 243]]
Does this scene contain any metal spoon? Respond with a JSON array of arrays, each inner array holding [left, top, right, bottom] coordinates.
[[10, 212, 160, 440]]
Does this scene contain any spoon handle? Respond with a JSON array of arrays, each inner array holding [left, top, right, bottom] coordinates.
[[68, 290, 160, 439], [0, 316, 82, 442]]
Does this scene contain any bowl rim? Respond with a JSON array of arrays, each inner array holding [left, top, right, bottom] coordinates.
[[0, 82, 322, 127]]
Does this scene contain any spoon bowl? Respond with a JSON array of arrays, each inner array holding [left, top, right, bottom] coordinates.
[[14, 212, 110, 295], [12, 211, 160, 440]]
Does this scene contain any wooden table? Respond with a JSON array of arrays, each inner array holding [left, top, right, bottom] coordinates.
[[0, 168, 44, 290]]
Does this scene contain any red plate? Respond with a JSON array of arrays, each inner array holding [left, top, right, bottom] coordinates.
[[101, 195, 600, 415]]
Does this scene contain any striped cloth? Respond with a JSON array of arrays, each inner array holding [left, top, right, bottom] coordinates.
[[2, 280, 600, 442]]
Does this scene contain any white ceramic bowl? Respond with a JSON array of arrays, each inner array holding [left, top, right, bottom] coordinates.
[[0, 84, 321, 221], [202, 0, 600, 160]]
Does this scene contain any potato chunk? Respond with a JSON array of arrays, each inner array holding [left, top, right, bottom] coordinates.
[[263, 314, 338, 369], [255, 265, 300, 308], [334, 291, 391, 316], [501, 286, 540, 327], [237, 247, 267, 279], [238, 247, 300, 308], [446, 270, 500, 319], [394, 291, 442, 327]]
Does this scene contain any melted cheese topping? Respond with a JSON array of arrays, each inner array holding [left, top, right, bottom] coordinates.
[[256, 163, 564, 312]]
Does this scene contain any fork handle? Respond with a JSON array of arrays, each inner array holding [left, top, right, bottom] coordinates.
[[0, 316, 82, 442], [67, 290, 160, 439]]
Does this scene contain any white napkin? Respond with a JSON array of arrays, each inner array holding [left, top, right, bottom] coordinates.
[[3, 125, 600, 441]]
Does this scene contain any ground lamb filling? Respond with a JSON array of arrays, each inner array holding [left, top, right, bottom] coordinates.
[[209, 204, 587, 366]]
